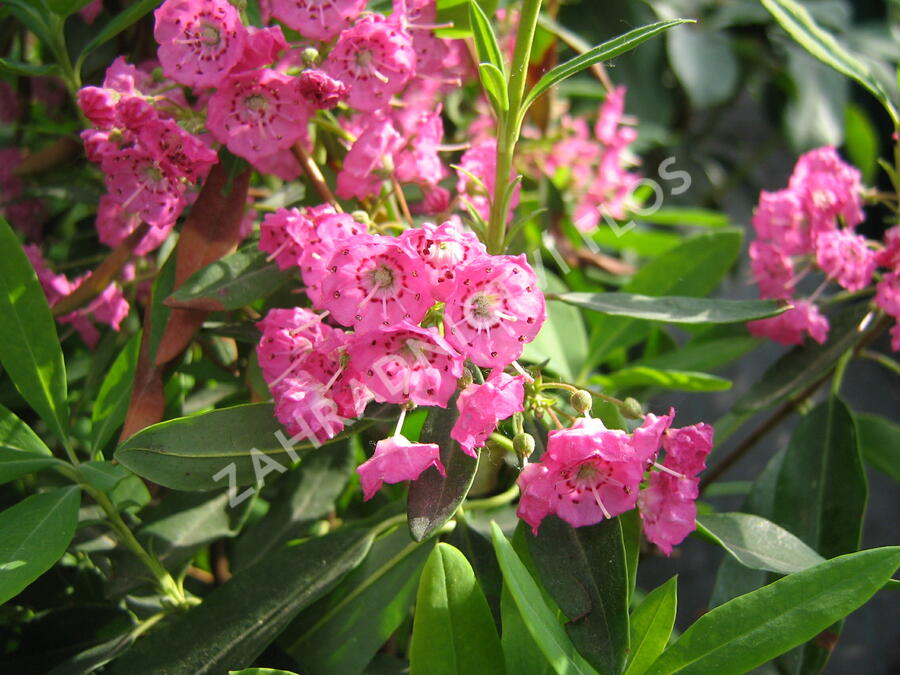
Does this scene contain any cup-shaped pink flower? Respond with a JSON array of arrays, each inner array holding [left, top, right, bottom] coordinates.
[[298, 211, 366, 306], [271, 0, 367, 41], [102, 147, 185, 228], [814, 229, 876, 293], [336, 117, 403, 200], [154, 0, 247, 89], [661, 423, 713, 477], [273, 374, 347, 444], [638, 473, 698, 556], [400, 221, 488, 301], [357, 435, 445, 501], [443, 254, 546, 368], [451, 371, 524, 456]]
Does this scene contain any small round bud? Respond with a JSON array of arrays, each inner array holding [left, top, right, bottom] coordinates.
[[457, 368, 474, 390], [351, 210, 370, 225], [622, 397, 644, 419], [301, 47, 320, 67], [570, 389, 593, 414], [513, 432, 535, 459]]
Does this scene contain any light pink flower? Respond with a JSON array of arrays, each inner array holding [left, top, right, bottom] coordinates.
[[875, 271, 900, 318], [357, 434, 444, 501], [154, 0, 247, 89], [814, 229, 876, 292], [748, 299, 829, 345], [443, 254, 545, 368], [752, 189, 811, 256], [297, 69, 350, 109], [400, 220, 488, 301], [336, 117, 403, 200], [451, 371, 524, 456], [319, 234, 434, 331], [257, 307, 337, 384], [789, 146, 864, 232], [273, 374, 347, 444], [638, 473, 698, 556], [393, 0, 450, 76], [456, 138, 520, 221], [250, 148, 302, 181], [207, 69, 310, 163], [297, 211, 367, 306], [392, 105, 446, 189], [749, 240, 795, 300], [324, 14, 416, 112], [349, 323, 463, 407], [102, 147, 186, 228], [270, 0, 367, 41], [137, 118, 219, 182], [95, 195, 173, 256]]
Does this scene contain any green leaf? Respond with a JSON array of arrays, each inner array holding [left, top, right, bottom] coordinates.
[[282, 528, 435, 675], [854, 412, 900, 483], [624, 576, 677, 675], [667, 26, 738, 108], [634, 336, 758, 374], [526, 516, 629, 675], [584, 229, 743, 371], [79, 460, 150, 512], [761, 0, 899, 128], [637, 208, 729, 228], [0, 404, 61, 484], [435, 0, 499, 39], [0, 57, 60, 77], [446, 516, 503, 625], [232, 440, 355, 572], [557, 293, 784, 325], [166, 248, 292, 312], [0, 218, 69, 446], [592, 227, 682, 258], [621, 508, 641, 605], [3, 1, 55, 48], [479, 62, 510, 113], [645, 547, 900, 675], [407, 402, 478, 542], [469, 1, 505, 73], [696, 513, 825, 575], [46, 0, 95, 17], [500, 580, 553, 675], [784, 45, 847, 151], [734, 302, 870, 412], [523, 20, 692, 114], [409, 543, 505, 675], [80, 0, 161, 61], [523, 271, 588, 381], [844, 104, 879, 184], [490, 522, 599, 675], [0, 487, 81, 604], [107, 528, 373, 675], [115, 402, 347, 491], [91, 331, 141, 452], [594, 367, 731, 393]]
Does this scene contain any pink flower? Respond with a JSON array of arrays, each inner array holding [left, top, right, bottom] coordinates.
[[451, 371, 524, 456], [349, 323, 463, 407], [233, 25, 288, 71], [876, 225, 900, 270], [95, 195, 173, 256], [154, 0, 247, 89], [814, 229, 876, 292], [207, 69, 310, 163], [393, 0, 450, 76], [875, 271, 900, 318], [259, 207, 313, 271], [595, 85, 636, 148], [400, 221, 488, 301], [319, 234, 434, 331], [298, 211, 367, 306], [270, 0, 367, 41], [456, 138, 520, 221], [789, 146, 864, 231], [250, 148, 302, 181], [661, 423, 713, 477], [324, 14, 416, 112], [357, 434, 444, 501], [748, 299, 829, 345], [443, 254, 546, 368], [516, 417, 646, 534], [631, 409, 675, 464], [297, 70, 350, 109], [79, 0, 103, 24], [137, 118, 219, 182], [638, 473, 698, 556], [392, 105, 446, 189], [752, 189, 811, 256], [78, 86, 118, 128], [749, 240, 795, 300], [890, 323, 900, 352], [273, 374, 347, 444], [336, 117, 403, 201], [256, 307, 337, 384], [102, 147, 186, 228]]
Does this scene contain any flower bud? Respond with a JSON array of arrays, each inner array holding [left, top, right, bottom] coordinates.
[[457, 368, 474, 390], [351, 210, 370, 225], [622, 397, 644, 419], [570, 389, 593, 414], [301, 47, 320, 68], [513, 432, 535, 459]]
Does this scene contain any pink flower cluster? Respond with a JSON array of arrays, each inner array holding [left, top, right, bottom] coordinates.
[[875, 226, 900, 350], [518, 411, 713, 555], [257, 213, 546, 495], [25, 245, 130, 349], [747, 147, 879, 345]]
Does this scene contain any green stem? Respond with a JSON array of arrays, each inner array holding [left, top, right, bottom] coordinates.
[[859, 349, 900, 376], [485, 0, 543, 254], [465, 482, 520, 511]]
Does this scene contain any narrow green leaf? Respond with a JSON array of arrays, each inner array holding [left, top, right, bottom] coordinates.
[[3, 1, 55, 48], [557, 293, 785, 325], [0, 217, 69, 446], [761, 0, 899, 127], [500, 580, 554, 675], [107, 528, 373, 675], [638, 208, 729, 228], [624, 576, 677, 675], [634, 336, 758, 374], [526, 516, 629, 675], [854, 412, 900, 483], [479, 62, 510, 113], [645, 547, 900, 675], [91, 331, 141, 452], [166, 248, 292, 312], [696, 513, 825, 575], [469, 1, 505, 73], [0, 487, 81, 604], [410, 543, 505, 675], [0, 450, 61, 485], [524, 20, 692, 113], [594, 367, 731, 393], [46, 0, 94, 17], [282, 528, 434, 674], [80, 0, 160, 59], [435, 0, 499, 39], [490, 522, 599, 675], [0, 404, 52, 456], [844, 104, 879, 184], [408, 401, 478, 542], [0, 57, 60, 77]]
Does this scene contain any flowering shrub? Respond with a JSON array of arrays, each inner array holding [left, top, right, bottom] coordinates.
[[0, 0, 897, 673]]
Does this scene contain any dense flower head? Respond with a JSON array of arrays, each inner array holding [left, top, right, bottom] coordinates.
[[207, 68, 310, 163], [443, 254, 546, 368], [752, 189, 811, 256], [324, 14, 416, 112], [154, 0, 247, 89], [357, 434, 444, 500], [749, 240, 795, 300], [271, 0, 367, 41], [789, 146, 864, 230], [748, 299, 829, 346], [451, 370, 524, 456], [814, 229, 876, 292]]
